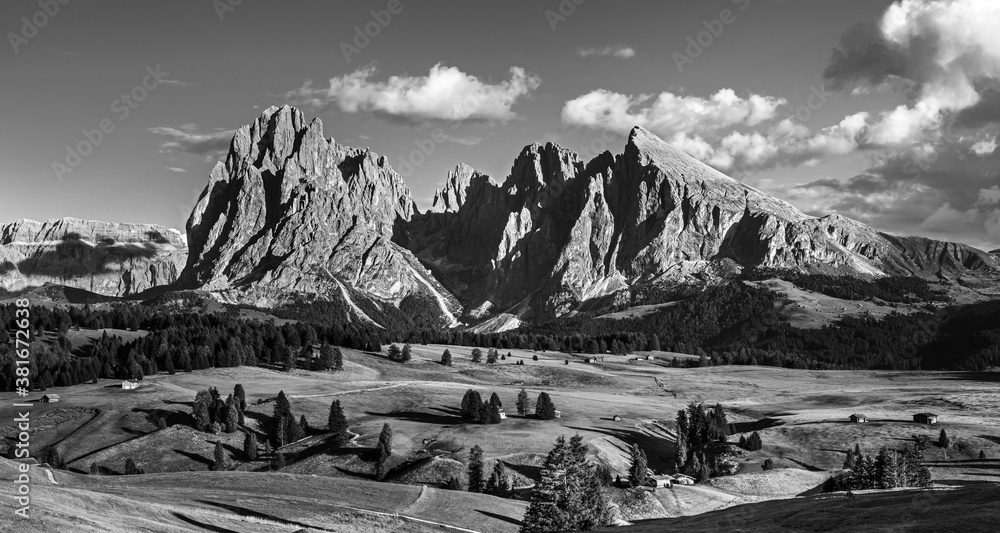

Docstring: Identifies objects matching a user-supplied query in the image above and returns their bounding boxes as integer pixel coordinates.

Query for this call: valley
[3,341,999,532]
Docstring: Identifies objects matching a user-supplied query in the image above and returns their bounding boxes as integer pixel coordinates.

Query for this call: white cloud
[147,125,235,161]
[561,88,785,139]
[284,64,540,123]
[577,45,636,59]
[971,138,997,155]
[978,185,1000,205]
[442,134,483,146]
[165,167,186,173]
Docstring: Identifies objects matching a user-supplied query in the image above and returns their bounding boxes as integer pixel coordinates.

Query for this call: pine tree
[490,392,502,409]
[487,348,498,364]
[486,460,511,496]
[461,389,484,420]
[244,432,258,461]
[441,349,453,366]
[400,344,412,363]
[471,348,483,363]
[299,414,309,435]
[192,390,211,431]
[516,388,530,415]
[124,457,140,475]
[213,441,227,471]
[519,434,612,533]
[328,400,349,445]
[468,445,485,493]
[274,452,286,470]
[224,399,239,433]
[747,431,763,451]
[627,443,648,487]
[938,428,950,449]
[387,344,402,361]
[378,423,393,457]
[234,384,247,411]
[535,392,556,420]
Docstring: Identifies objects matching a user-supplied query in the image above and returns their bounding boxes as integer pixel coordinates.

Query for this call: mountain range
[2,105,997,327]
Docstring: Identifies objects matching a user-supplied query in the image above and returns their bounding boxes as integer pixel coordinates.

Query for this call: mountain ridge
[2,107,997,328]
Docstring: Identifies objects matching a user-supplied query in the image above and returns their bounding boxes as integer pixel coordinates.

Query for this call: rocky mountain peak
[429,163,494,214]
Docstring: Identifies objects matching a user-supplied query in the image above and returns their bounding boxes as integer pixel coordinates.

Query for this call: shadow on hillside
[366,409,461,425]
[731,417,785,433]
[171,512,241,533]
[173,449,212,468]
[503,462,542,482]
[567,425,675,472]
[978,434,1000,446]
[196,500,320,530]
[132,407,189,428]
[940,372,1000,383]
[476,509,522,527]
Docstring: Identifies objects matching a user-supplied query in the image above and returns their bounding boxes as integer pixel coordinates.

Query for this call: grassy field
[2,341,999,528]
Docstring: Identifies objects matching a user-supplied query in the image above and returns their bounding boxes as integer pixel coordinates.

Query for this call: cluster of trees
[465,445,513,496]
[742,269,947,303]
[627,443,648,487]
[270,391,307,447]
[833,445,931,491]
[675,403,730,471]
[519,435,612,532]
[385,282,998,372]
[387,344,411,363]
[738,431,763,451]
[460,389,504,424]
[191,385,245,434]
[0,302,356,392]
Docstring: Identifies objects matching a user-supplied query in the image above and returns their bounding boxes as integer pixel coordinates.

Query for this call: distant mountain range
[3,106,997,327]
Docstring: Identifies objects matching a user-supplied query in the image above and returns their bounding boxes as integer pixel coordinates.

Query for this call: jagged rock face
[179,105,460,320]
[0,218,186,297]
[413,126,999,320]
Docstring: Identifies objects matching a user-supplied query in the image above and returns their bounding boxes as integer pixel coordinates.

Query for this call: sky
[1,0,998,251]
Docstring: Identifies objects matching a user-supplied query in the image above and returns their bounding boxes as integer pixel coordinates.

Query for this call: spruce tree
[468,445,485,493]
[519,434,612,533]
[213,441,227,471]
[328,400,349,445]
[627,443,648,487]
[401,344,412,363]
[489,392,502,409]
[124,457,140,475]
[441,349,453,366]
[378,423,394,457]
[244,432,258,461]
[486,460,511,496]
[535,392,556,420]
[938,429,950,449]
[516,388,530,415]
[471,348,483,363]
[387,344,402,361]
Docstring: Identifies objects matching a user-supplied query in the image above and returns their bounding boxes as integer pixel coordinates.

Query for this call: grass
[3,342,999,526]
